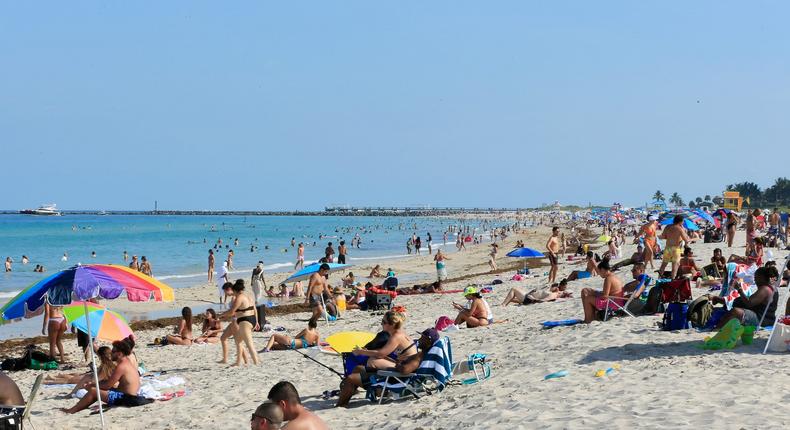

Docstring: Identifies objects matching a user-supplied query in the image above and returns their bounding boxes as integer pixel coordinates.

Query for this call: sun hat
[463,286,478,296]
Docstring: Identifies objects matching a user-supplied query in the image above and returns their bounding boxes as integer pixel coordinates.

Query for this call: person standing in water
[227,249,234,270]
[139,256,152,276]
[338,241,347,264]
[208,249,215,283]
[128,255,139,271]
[123,250,128,262]
[295,242,305,270]
[427,232,433,255]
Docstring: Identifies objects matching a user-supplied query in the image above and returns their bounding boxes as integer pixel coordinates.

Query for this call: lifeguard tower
[722,191,745,211]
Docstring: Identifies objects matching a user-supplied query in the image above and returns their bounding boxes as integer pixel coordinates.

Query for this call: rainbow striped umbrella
[64,301,133,342]
[0,264,174,324]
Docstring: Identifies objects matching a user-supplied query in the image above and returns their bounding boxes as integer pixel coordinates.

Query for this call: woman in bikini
[640,217,658,270]
[351,311,416,370]
[711,248,727,276]
[677,247,702,279]
[44,346,117,395]
[453,286,493,328]
[218,283,247,364]
[262,319,319,352]
[567,251,597,281]
[165,307,194,346]
[226,279,260,366]
[194,308,222,344]
[43,302,67,363]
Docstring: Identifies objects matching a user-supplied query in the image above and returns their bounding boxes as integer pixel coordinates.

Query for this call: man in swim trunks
[580,258,624,323]
[305,264,332,322]
[656,215,694,280]
[546,227,561,285]
[63,336,150,413]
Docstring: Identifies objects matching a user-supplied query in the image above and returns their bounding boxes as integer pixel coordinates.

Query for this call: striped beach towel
[368,337,454,400]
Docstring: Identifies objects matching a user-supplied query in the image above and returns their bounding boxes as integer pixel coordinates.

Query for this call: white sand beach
[7,226,790,429]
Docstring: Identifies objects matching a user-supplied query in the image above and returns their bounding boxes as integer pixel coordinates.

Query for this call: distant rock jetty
[3,207,528,217]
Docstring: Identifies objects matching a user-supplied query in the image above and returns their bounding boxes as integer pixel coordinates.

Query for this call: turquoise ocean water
[0,214,489,300]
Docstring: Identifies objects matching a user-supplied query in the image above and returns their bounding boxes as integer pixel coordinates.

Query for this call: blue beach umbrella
[506,247,545,258]
[285,263,351,283]
[506,247,545,272]
[692,210,716,225]
[659,217,700,231]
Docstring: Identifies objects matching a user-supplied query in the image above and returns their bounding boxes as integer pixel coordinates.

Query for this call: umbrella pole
[83,301,106,428]
[291,348,344,379]
[319,293,329,324]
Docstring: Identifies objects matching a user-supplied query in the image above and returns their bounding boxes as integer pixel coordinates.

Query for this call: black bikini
[236,306,256,326]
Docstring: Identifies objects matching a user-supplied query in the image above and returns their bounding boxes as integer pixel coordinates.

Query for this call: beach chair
[0,374,43,430]
[367,338,491,404]
[367,337,454,404]
[601,275,651,321]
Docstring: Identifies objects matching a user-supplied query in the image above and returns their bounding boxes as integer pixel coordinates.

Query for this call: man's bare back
[283,409,330,430]
[661,224,691,248]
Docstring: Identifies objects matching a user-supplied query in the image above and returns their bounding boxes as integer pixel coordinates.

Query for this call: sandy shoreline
[6,224,789,429]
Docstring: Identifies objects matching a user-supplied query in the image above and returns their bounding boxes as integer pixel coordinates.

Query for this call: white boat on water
[19,204,62,216]
[97,210,108,216]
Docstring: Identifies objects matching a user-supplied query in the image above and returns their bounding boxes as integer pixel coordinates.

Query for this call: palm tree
[704,194,711,202]
[669,193,684,208]
[653,190,665,202]
[695,197,703,204]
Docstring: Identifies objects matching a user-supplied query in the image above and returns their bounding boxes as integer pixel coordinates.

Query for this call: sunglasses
[251,413,271,423]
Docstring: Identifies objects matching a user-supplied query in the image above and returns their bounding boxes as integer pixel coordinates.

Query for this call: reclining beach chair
[367,337,491,404]
[368,336,453,404]
[601,274,651,321]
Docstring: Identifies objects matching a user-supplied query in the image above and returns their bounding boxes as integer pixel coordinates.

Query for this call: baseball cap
[418,328,440,345]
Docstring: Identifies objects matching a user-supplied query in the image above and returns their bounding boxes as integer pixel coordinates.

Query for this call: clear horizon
[2,2,788,210]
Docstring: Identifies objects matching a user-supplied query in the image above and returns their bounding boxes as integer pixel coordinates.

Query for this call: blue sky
[1,2,787,210]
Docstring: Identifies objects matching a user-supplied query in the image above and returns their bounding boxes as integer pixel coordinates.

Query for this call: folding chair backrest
[21,374,43,423]
[758,280,781,329]
[660,278,691,303]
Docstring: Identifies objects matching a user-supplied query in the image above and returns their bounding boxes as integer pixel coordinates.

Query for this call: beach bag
[687,296,713,328]
[255,304,268,330]
[662,302,689,331]
[435,316,454,332]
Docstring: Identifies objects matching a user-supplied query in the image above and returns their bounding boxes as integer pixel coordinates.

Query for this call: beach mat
[542,319,583,328]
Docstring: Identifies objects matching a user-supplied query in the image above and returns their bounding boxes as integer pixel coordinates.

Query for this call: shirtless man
[268,381,328,430]
[324,243,335,263]
[63,336,148,414]
[305,264,332,322]
[546,227,561,285]
[580,258,624,323]
[227,249,235,270]
[294,243,304,270]
[656,215,695,279]
[337,241,347,264]
[208,249,215,283]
